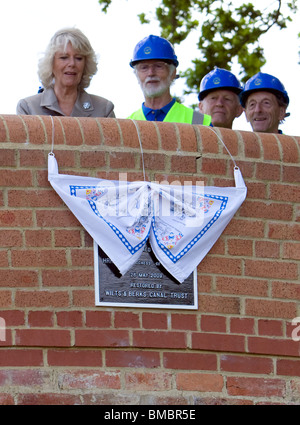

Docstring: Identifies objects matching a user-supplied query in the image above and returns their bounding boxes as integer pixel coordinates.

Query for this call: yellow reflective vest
[128,102,211,125]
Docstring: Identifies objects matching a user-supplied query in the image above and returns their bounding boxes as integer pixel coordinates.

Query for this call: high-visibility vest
[128,102,211,125]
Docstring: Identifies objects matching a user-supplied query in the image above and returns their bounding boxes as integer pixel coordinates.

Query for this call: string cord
[131,119,146,181]
[50,116,238,173]
[204,126,238,169]
[49,116,55,155]
[132,119,238,174]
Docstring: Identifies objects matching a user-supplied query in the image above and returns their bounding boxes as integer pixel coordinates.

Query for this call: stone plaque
[94,240,198,309]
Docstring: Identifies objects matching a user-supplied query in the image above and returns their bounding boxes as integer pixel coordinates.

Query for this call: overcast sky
[1,0,299,135]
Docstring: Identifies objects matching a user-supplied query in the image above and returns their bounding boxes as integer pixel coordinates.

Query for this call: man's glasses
[135,62,170,73]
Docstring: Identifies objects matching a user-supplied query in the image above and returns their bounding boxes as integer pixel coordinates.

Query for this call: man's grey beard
[138,76,172,98]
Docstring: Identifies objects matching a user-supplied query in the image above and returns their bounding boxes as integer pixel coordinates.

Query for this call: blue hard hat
[130,35,179,68]
[198,67,243,100]
[240,72,289,107]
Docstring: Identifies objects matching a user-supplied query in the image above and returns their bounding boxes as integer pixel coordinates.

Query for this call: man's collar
[142,98,176,121]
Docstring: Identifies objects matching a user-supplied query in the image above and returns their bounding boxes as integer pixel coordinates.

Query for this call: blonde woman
[17,28,115,117]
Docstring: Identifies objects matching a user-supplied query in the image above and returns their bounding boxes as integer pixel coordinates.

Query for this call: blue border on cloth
[70,185,228,262]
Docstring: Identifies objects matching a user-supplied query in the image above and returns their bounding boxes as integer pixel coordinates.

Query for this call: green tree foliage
[99,0,298,96]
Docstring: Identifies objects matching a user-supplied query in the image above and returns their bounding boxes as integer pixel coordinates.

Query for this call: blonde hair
[38,27,98,90]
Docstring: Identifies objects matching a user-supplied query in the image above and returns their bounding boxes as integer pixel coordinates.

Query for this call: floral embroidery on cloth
[48,154,247,282]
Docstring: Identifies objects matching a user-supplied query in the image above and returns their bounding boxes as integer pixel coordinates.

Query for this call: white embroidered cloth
[48,154,247,282]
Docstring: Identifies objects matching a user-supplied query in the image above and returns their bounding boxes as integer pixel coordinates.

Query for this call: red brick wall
[0,114,299,405]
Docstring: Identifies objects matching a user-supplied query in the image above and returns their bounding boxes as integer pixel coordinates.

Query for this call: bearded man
[128,35,211,125]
